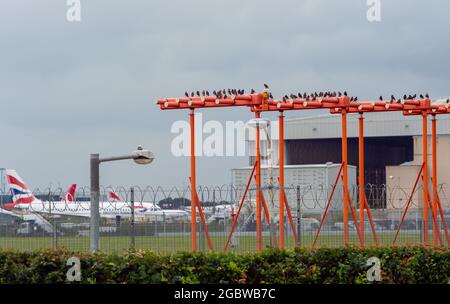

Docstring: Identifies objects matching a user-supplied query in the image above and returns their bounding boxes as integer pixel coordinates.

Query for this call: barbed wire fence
[1,183,449,253]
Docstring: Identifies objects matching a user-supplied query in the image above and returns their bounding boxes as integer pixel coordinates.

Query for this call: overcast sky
[1,0,449,190]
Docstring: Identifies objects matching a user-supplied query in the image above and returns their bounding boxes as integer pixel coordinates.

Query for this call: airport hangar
[232,111,450,214]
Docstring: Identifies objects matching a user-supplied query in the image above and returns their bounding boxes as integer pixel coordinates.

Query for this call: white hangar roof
[246,111,450,141]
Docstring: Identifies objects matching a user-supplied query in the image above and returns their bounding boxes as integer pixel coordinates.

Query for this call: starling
[264,83,269,89]
[269,93,273,99]
[196,91,200,97]
[191,92,195,97]
[206,91,210,96]
[343,91,348,96]
[350,97,354,102]
[251,89,255,94]
[425,93,430,98]
[338,92,342,97]
[354,97,358,102]
[185,92,189,98]
[403,94,407,100]
[379,96,383,101]
[420,94,424,99]
[303,93,307,98]
[412,94,417,99]
[447,98,450,104]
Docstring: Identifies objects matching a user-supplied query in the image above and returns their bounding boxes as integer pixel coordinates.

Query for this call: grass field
[0,232,422,253]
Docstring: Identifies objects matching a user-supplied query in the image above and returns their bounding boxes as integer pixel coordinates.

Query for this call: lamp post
[247,118,277,247]
[90,146,154,252]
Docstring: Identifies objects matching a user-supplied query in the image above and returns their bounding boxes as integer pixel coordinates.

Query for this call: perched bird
[303,93,307,98]
[420,94,424,99]
[196,91,200,97]
[403,94,407,100]
[269,93,273,99]
[338,92,342,97]
[264,83,269,89]
[206,91,210,96]
[251,89,256,94]
[191,92,195,97]
[425,93,430,98]
[446,98,450,104]
[379,96,383,101]
[412,94,417,99]
[343,91,348,96]
[350,97,354,102]
[354,97,358,102]
[185,92,189,98]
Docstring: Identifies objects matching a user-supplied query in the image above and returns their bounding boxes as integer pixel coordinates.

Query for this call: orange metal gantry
[156,90,450,250]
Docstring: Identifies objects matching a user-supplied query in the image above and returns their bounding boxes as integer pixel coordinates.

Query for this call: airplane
[3,169,189,221]
[107,191,189,220]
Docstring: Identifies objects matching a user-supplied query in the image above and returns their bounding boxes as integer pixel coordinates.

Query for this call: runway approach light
[246,118,271,129]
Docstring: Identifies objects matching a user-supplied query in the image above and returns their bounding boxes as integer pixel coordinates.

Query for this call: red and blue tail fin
[5,169,37,206]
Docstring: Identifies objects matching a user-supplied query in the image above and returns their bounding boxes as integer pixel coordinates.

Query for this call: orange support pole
[425,191,443,247]
[345,187,364,246]
[278,111,285,248]
[260,191,272,225]
[255,111,262,252]
[282,191,299,244]
[189,110,197,252]
[422,112,429,246]
[435,195,450,246]
[431,115,440,247]
[393,164,424,245]
[191,188,214,251]
[312,163,344,248]
[358,113,365,247]
[364,195,379,246]
[224,161,257,252]
[341,109,349,245]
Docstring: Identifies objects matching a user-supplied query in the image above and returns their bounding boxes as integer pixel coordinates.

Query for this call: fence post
[130,187,135,250]
[296,185,301,247]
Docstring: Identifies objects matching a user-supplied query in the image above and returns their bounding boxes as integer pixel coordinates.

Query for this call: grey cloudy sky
[1,0,449,190]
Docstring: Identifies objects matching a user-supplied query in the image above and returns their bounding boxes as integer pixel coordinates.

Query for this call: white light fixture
[246,118,271,129]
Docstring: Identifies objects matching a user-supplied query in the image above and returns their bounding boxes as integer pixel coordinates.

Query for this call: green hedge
[1,247,450,284]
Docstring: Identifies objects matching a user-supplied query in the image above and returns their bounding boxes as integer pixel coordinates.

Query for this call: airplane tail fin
[108,191,122,202]
[5,169,38,206]
[65,184,77,202]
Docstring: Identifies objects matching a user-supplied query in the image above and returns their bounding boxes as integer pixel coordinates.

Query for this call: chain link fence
[1,183,450,253]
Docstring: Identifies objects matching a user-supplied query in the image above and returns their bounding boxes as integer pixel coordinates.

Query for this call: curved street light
[90,146,155,252]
